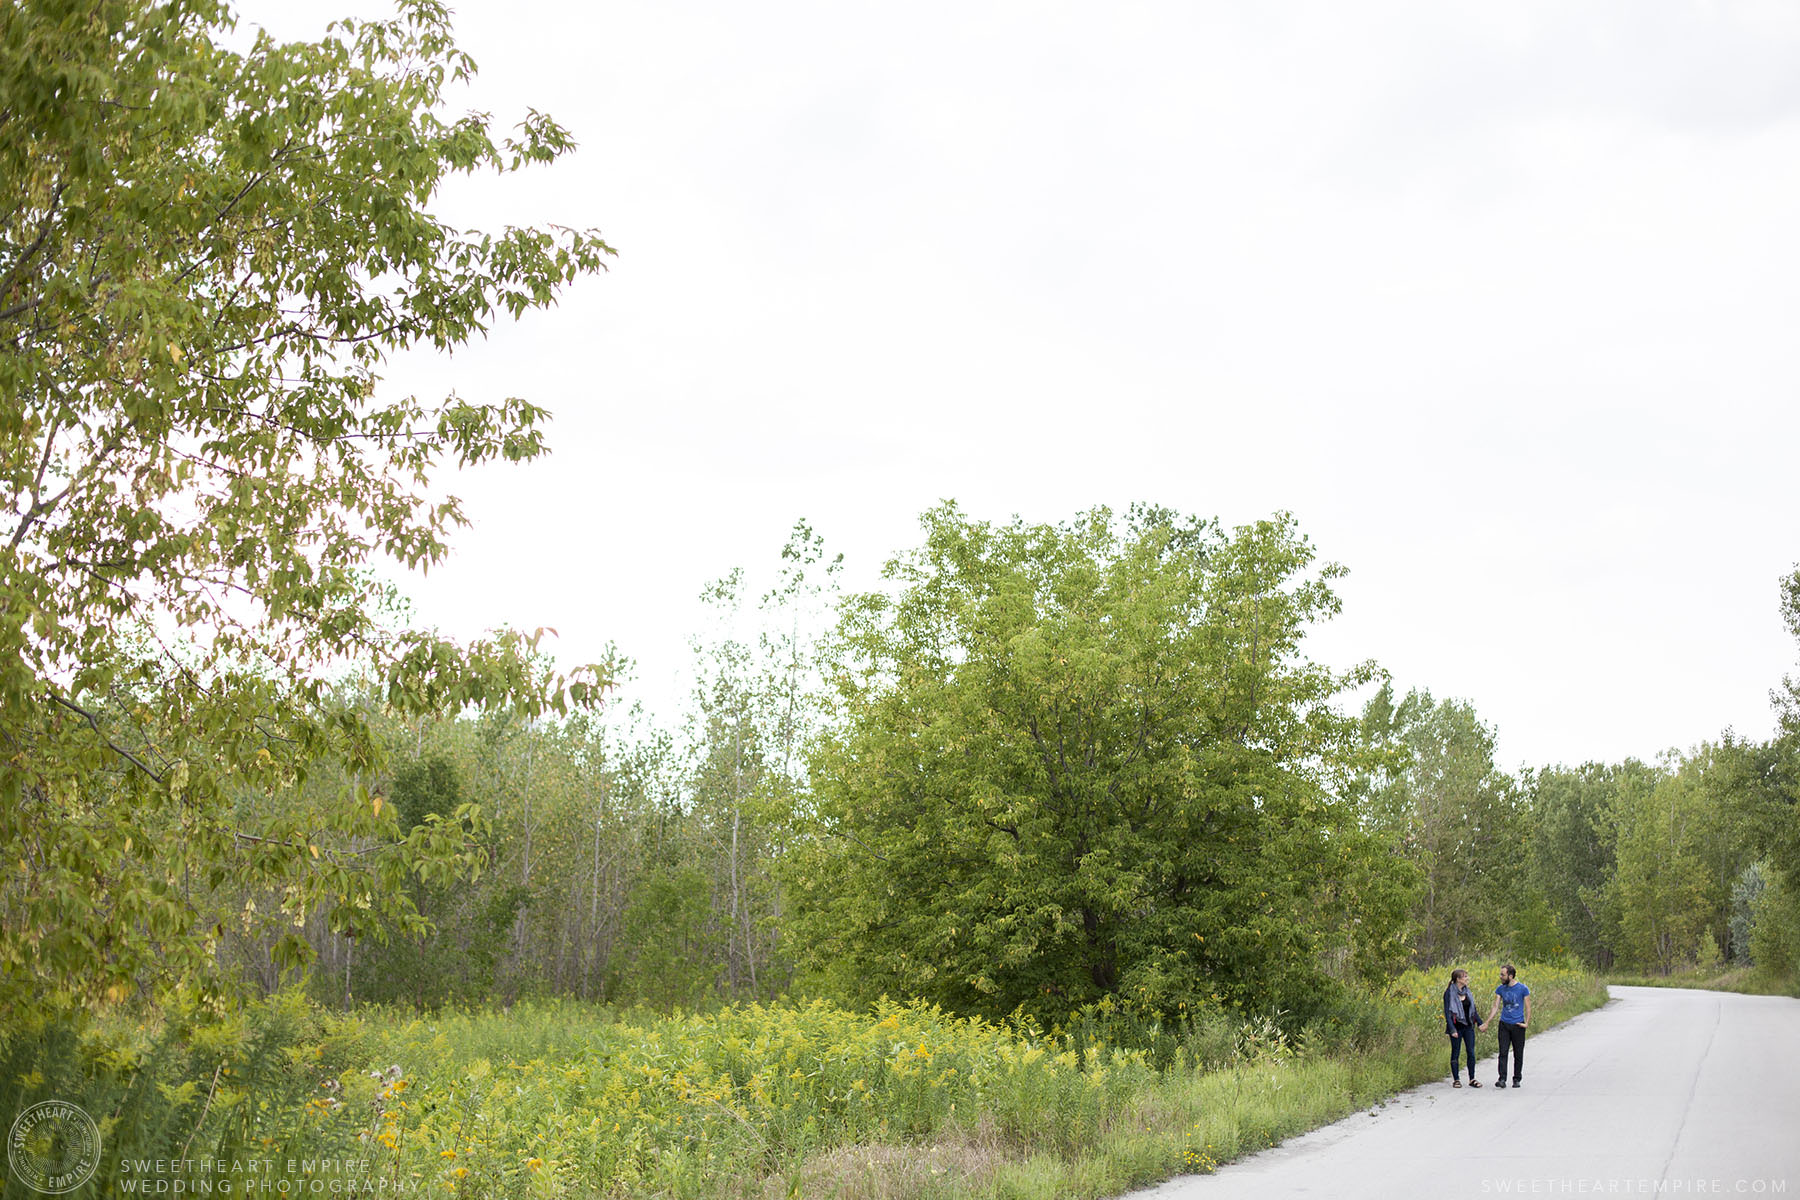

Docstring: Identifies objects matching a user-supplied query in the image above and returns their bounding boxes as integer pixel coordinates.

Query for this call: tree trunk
[586,776,605,1000]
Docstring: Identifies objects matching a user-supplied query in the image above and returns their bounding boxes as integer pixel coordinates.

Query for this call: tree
[1748,863,1800,980]
[1359,687,1527,964]
[1731,862,1766,966]
[0,0,612,1013]
[1525,761,1649,968]
[1607,765,1713,974]
[683,523,840,1001]
[1717,565,1800,984]
[1778,565,1800,735]
[344,750,525,1007]
[789,504,1408,1024]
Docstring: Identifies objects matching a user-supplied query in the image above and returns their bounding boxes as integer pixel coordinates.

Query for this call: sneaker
[1512,1081,1522,1089]
[1495,1080,1507,1089]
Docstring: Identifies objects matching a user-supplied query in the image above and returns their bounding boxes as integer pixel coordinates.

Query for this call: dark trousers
[1497,1021,1526,1082]
[1449,1024,1477,1079]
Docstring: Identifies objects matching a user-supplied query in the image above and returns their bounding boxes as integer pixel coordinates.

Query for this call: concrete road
[1125,987,1800,1200]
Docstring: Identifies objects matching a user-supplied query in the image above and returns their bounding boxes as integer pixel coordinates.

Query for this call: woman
[1442,968,1484,1087]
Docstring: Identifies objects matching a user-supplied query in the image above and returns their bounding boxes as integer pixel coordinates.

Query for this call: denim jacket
[1443,982,1483,1035]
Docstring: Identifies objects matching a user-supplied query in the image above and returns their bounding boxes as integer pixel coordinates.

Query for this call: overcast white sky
[242,0,1800,771]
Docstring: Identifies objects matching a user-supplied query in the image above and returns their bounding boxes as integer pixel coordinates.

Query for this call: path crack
[1658,994,1722,1183]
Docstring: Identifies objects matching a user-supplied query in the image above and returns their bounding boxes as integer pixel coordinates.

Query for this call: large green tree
[789,504,1411,1023]
[1606,764,1716,973]
[1525,761,1648,968]
[0,0,611,1012]
[1359,686,1528,964]
[1717,565,1800,982]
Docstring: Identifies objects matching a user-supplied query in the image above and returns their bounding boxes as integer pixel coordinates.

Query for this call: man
[1479,963,1532,1089]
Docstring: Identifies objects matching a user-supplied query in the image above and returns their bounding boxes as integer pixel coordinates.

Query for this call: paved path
[1124,986,1800,1199]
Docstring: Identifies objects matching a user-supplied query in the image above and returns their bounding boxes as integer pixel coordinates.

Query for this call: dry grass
[763,1126,1014,1200]
[1604,966,1800,997]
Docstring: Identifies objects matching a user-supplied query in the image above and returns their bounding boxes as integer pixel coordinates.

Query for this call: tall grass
[1602,965,1800,997]
[3,960,1605,1200]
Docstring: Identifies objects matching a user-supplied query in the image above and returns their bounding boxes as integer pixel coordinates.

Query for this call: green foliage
[1518,744,1765,979]
[1359,686,1526,964]
[1607,764,1716,973]
[343,750,522,1007]
[1737,564,1800,988]
[297,663,810,1011]
[1721,734,1800,893]
[0,0,613,1013]
[1505,890,1567,965]
[351,881,528,1009]
[1697,928,1724,972]
[1731,862,1766,965]
[0,991,372,1197]
[791,504,1409,1024]
[11,963,1603,1200]
[617,865,720,1009]
[1778,564,1800,736]
[392,754,464,832]
[676,525,841,1003]
[1526,761,1644,967]
[1749,863,1800,981]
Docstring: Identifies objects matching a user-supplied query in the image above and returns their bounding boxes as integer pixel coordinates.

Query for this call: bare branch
[46,691,166,783]
[0,182,66,302]
[0,295,46,323]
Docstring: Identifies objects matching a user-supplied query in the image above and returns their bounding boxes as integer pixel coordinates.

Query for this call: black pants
[1449,1024,1477,1079]
[1497,1021,1525,1082]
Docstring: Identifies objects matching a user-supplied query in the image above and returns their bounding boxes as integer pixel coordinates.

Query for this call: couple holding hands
[1443,963,1533,1089]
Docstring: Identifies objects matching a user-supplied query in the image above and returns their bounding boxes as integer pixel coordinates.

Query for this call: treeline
[1361,688,1800,979]
[221,507,1800,1018]
[233,524,839,1010]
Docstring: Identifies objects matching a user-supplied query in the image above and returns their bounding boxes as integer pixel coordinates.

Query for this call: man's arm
[1479,990,1501,1032]
[1523,993,1532,1027]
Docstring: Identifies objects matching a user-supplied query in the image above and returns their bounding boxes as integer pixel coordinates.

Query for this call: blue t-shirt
[1495,981,1530,1024]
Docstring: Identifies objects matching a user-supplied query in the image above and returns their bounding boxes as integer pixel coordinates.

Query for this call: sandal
[1453,1080,1463,1088]
[1468,1080,1482,1088]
